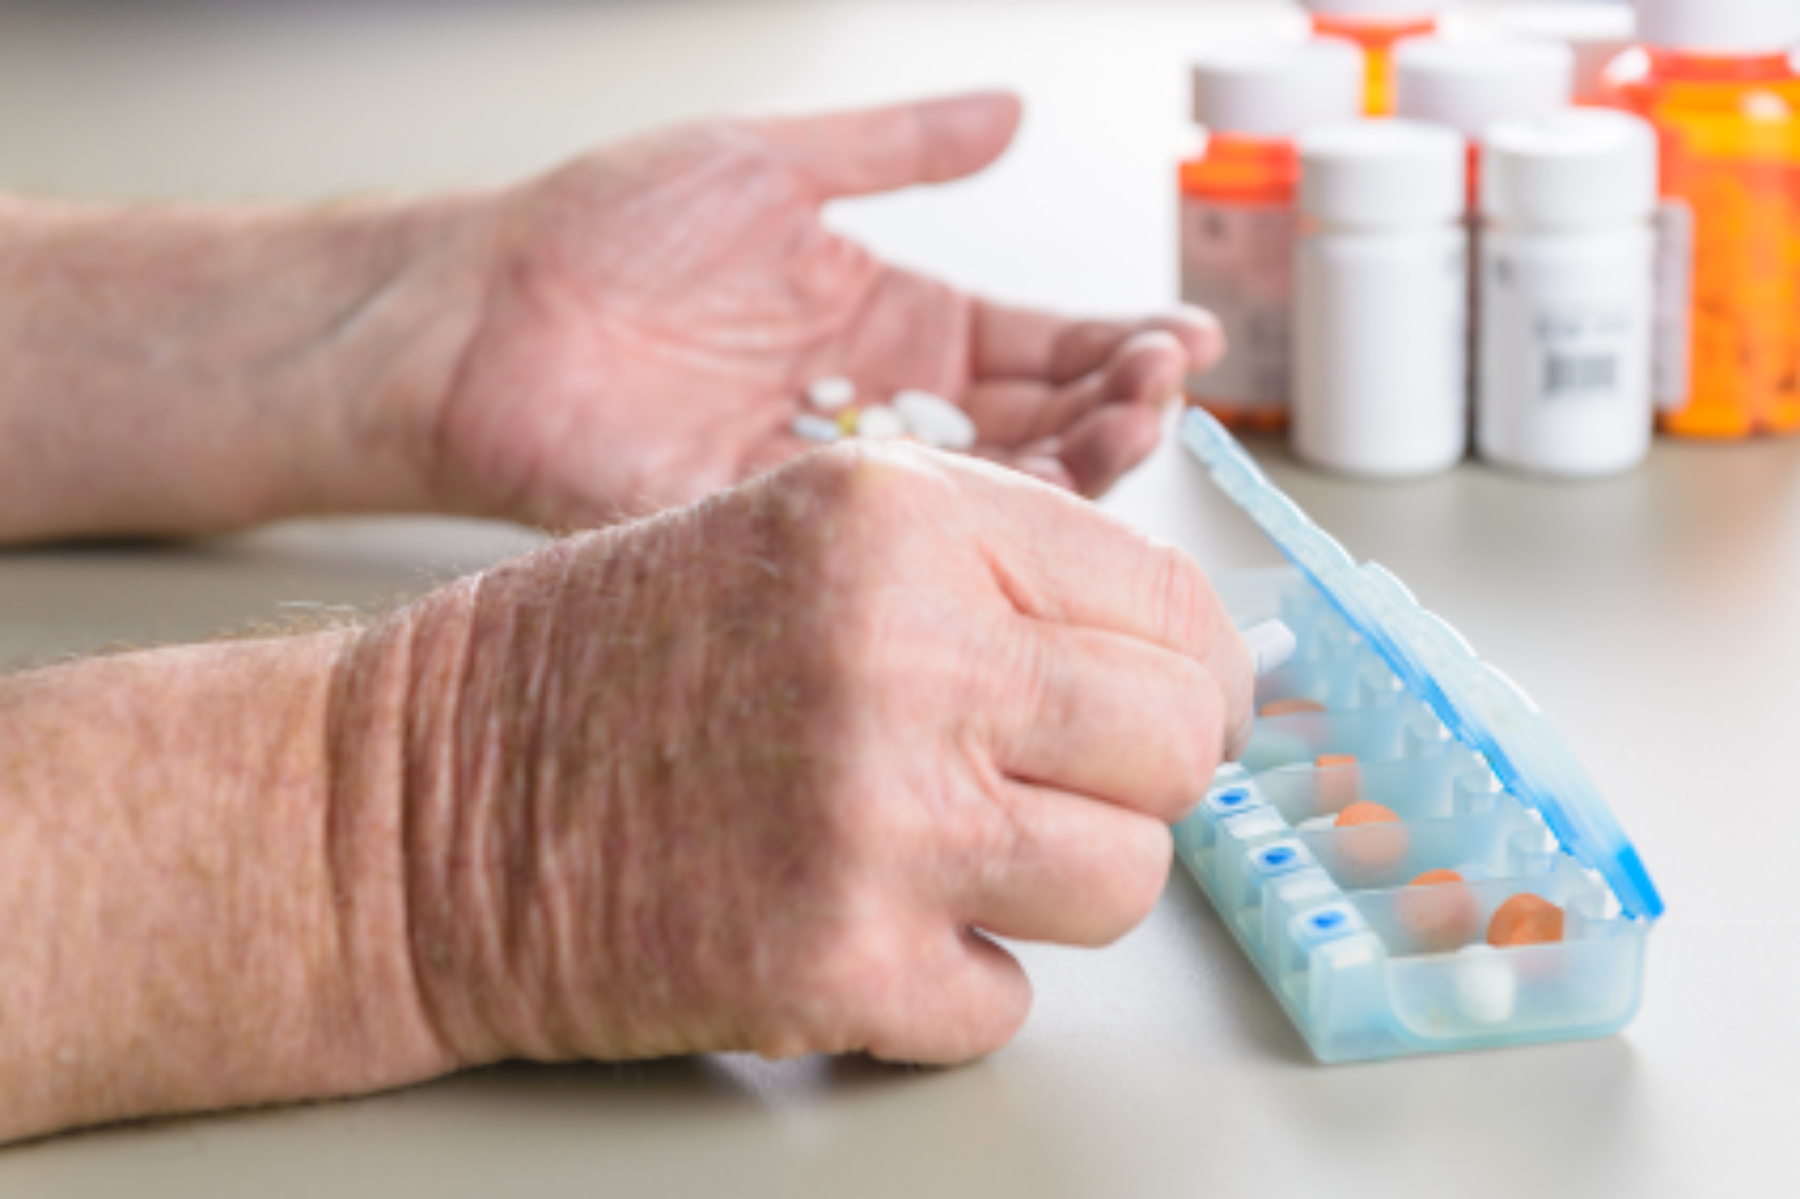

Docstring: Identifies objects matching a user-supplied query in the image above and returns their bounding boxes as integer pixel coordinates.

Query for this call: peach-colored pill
[1486,894,1565,948]
[1315,754,1362,809]
[1396,869,1480,953]
[1262,697,1327,718]
[1335,801,1398,827]
[1330,801,1407,883]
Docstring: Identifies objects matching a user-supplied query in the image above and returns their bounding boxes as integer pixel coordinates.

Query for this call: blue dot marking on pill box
[1311,911,1345,932]
[1263,847,1296,868]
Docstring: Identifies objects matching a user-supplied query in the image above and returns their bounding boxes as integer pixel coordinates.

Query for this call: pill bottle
[1602,0,1800,437]
[1294,120,1469,477]
[1463,2,1637,105]
[1394,36,1576,204]
[1300,0,1448,115]
[1393,36,1574,408]
[1180,39,1363,432]
[1477,110,1659,477]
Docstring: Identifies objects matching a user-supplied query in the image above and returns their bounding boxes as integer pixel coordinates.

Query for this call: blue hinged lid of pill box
[1181,409,1664,923]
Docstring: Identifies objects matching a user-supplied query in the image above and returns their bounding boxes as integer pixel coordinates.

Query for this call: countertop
[1,4,1794,1196]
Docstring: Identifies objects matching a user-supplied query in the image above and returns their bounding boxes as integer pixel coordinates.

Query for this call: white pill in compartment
[1453,944,1518,1025]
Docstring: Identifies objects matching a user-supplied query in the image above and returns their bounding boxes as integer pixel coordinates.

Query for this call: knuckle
[795,437,940,504]
[1144,542,1218,656]
[869,946,1032,1066]
[960,977,1032,1061]
[1166,657,1227,809]
[1099,819,1174,939]
[998,624,1064,757]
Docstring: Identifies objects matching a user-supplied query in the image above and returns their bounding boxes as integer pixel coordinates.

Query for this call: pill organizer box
[1175,410,1663,1063]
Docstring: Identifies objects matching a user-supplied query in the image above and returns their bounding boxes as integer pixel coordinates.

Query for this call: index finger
[949,456,1256,755]
[973,301,1224,385]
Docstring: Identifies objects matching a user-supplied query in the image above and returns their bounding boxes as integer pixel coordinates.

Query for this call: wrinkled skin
[378,444,1254,1065]
[430,92,1222,526]
[0,91,1249,1143]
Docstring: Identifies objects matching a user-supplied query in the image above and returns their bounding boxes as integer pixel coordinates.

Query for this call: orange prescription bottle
[1300,0,1447,115]
[1603,0,1800,437]
[1180,39,1363,431]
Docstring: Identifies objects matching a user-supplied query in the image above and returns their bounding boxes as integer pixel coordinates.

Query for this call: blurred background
[0,1,1620,319]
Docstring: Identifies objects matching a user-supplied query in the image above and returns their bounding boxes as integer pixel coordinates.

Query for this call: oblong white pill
[791,414,843,444]
[1296,815,1339,833]
[892,389,977,452]
[1242,619,1298,678]
[856,405,907,440]
[806,376,857,411]
[1453,945,1518,1025]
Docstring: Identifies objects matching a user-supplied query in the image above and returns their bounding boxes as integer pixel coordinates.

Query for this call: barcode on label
[1543,353,1617,398]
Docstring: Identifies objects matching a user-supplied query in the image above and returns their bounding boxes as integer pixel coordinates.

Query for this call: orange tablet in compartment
[1335,801,1396,827]
[1396,868,1480,953]
[1332,800,1407,879]
[1262,698,1328,718]
[1315,753,1361,808]
[1487,893,1565,947]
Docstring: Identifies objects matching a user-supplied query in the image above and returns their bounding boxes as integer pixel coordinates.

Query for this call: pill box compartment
[1173,412,1659,1063]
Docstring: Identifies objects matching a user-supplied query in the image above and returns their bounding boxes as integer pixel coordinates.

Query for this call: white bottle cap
[1299,119,1466,228]
[1481,109,1658,230]
[1393,36,1575,138]
[1191,38,1364,138]
[1635,0,1800,55]
[1480,5,1637,103]
[1299,0,1446,18]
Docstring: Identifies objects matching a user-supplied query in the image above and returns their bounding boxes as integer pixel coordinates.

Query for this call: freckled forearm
[0,191,494,545]
[0,631,450,1144]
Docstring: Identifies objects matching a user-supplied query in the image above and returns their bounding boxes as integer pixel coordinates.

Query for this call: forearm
[0,192,493,544]
[0,629,450,1143]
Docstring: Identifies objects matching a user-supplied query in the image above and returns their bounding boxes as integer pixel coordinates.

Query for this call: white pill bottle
[1476,109,1657,478]
[1293,119,1469,477]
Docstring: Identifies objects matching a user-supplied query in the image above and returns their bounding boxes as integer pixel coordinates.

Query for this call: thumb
[754,91,1023,200]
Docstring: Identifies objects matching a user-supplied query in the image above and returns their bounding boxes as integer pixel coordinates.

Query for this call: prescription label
[1180,197,1294,409]
[1531,306,1637,405]
[1652,198,1694,412]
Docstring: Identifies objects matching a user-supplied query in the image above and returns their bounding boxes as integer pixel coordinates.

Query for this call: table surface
[2,4,1795,1196]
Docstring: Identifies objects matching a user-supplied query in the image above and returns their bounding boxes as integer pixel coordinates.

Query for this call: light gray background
[0,4,1793,1196]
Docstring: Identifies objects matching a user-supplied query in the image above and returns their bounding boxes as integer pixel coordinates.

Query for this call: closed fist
[382,443,1253,1067]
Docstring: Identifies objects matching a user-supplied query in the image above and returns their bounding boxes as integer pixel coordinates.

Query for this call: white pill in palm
[1297,815,1338,833]
[855,405,907,440]
[806,376,857,411]
[1453,944,1518,1024]
[791,414,843,444]
[892,389,977,452]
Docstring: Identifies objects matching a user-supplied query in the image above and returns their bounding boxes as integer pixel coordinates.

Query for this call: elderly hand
[0,92,1216,546]
[372,443,1251,1065]
[427,93,1221,527]
[0,441,1250,1143]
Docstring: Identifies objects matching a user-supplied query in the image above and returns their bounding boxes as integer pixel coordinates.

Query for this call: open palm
[432,93,1220,527]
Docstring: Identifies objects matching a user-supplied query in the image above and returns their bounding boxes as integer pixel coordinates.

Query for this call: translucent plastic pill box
[1175,410,1663,1063]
